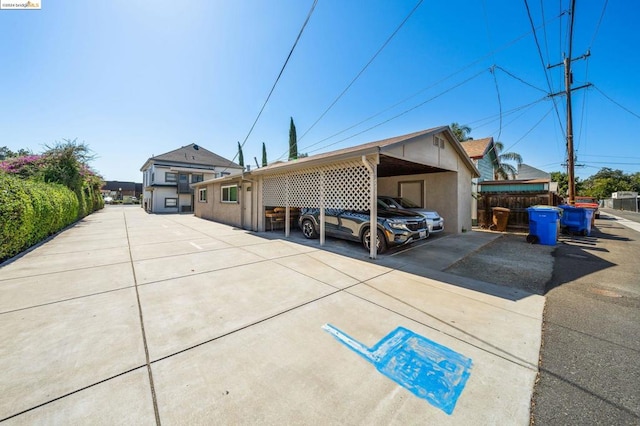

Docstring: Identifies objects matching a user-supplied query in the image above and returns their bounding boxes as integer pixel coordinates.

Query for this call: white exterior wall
[141,163,219,213]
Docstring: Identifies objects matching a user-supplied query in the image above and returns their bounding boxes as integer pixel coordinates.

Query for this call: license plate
[419,230,427,239]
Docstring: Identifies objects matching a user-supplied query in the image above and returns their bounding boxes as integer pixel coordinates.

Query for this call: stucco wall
[194,181,242,227]
[382,132,461,172]
[378,171,462,233]
[456,160,473,232]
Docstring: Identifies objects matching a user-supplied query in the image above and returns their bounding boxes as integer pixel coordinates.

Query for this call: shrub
[0,174,79,262]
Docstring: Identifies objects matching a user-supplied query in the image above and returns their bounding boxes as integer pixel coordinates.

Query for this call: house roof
[250,126,480,178]
[517,163,550,180]
[460,137,494,159]
[140,144,241,171]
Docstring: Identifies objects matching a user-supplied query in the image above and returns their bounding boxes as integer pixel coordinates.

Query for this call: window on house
[192,174,204,183]
[221,185,238,203]
[165,172,178,182]
[165,198,178,208]
[198,188,207,202]
[151,172,155,183]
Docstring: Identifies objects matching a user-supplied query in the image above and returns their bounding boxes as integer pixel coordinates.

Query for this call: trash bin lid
[492,207,510,212]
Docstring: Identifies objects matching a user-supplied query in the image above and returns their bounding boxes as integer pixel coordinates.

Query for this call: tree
[550,171,582,197]
[288,117,298,160]
[0,146,31,160]
[581,168,633,199]
[261,142,267,167]
[493,141,523,180]
[237,141,244,167]
[450,122,473,142]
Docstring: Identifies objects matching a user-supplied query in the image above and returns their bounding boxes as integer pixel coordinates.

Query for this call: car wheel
[362,228,387,254]
[301,219,318,239]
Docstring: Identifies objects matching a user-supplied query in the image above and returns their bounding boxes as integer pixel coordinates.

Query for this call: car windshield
[377,199,392,209]
[393,197,421,208]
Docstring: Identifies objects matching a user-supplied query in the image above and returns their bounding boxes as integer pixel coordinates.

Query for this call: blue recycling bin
[527,207,560,245]
[558,205,593,236]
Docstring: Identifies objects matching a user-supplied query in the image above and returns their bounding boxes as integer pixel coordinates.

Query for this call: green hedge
[0,174,80,262]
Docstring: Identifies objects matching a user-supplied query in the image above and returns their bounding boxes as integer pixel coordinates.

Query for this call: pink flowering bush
[0,139,104,262]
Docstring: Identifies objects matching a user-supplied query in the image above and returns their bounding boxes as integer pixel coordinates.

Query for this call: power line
[297,0,423,143]
[502,105,554,153]
[490,66,503,142]
[233,0,318,165]
[493,65,547,93]
[580,154,640,160]
[304,68,489,155]
[523,0,565,138]
[468,97,547,128]
[581,161,640,166]
[593,85,640,119]
[588,0,609,50]
[286,14,564,161]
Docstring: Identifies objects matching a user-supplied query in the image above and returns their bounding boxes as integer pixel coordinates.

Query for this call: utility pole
[548,0,591,205]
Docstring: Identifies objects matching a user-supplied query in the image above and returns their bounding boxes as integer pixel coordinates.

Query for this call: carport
[251,126,480,259]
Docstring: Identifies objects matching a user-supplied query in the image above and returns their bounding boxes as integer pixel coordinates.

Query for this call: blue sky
[1,0,638,183]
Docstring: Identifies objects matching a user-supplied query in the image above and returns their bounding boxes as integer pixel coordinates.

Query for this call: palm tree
[493,141,523,180]
[450,122,473,142]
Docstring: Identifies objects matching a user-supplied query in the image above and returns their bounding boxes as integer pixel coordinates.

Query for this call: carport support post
[362,155,378,259]
[285,176,290,237]
[320,171,325,246]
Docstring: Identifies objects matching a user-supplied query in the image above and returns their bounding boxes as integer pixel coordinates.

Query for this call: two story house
[140,144,243,213]
[461,137,499,225]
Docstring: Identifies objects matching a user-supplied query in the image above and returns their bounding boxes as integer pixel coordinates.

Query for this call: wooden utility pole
[549,0,590,204]
[565,56,576,205]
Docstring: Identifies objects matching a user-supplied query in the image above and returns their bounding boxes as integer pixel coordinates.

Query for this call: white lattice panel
[262,161,372,210]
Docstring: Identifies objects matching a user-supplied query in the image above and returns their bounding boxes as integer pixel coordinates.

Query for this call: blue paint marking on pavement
[323,324,473,415]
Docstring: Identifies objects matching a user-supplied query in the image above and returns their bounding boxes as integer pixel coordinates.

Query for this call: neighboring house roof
[102,181,142,192]
[517,163,551,180]
[140,144,241,171]
[249,126,480,178]
[460,137,494,159]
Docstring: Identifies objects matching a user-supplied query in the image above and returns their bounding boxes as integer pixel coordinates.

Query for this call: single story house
[140,144,243,213]
[101,181,142,200]
[192,126,480,258]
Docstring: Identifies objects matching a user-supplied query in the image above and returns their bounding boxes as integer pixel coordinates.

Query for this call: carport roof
[250,126,479,178]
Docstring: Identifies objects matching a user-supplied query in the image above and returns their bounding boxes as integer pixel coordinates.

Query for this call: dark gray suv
[298,199,428,253]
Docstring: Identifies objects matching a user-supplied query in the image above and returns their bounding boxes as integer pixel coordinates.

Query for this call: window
[221,185,238,203]
[165,198,178,208]
[198,188,207,202]
[165,172,177,182]
[192,174,204,183]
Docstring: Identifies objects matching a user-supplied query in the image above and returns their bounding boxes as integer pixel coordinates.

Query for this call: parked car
[377,196,444,233]
[103,196,113,204]
[298,199,428,253]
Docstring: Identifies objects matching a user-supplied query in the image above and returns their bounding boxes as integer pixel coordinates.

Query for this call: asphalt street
[531,210,640,425]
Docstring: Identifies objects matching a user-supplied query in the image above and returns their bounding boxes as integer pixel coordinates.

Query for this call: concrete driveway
[1,206,544,425]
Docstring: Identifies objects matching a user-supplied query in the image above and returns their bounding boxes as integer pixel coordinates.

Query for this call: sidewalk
[0,206,545,425]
